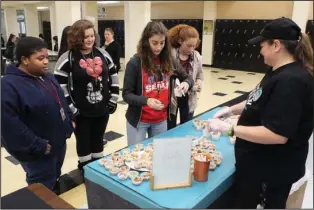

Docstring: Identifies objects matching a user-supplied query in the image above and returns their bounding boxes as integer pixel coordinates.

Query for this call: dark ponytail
[270,33,314,76]
[295,32,313,76]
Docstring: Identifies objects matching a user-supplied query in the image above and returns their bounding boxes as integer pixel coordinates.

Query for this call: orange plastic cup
[193,154,212,182]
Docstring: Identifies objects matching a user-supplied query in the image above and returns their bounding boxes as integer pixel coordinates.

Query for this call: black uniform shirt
[235,62,313,184]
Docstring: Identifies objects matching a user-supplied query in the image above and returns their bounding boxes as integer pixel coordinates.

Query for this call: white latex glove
[213,106,233,119]
[207,119,232,136]
[180,81,189,94]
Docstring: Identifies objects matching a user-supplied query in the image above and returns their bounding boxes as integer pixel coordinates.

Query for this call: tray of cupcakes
[98,158,151,186]
[189,136,223,172]
[98,136,224,185]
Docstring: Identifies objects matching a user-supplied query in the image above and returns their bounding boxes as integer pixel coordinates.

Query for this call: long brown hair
[67,20,98,50]
[295,33,313,76]
[168,24,200,48]
[137,21,172,75]
[268,33,313,76]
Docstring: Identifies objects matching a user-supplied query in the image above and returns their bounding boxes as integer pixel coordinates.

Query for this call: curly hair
[168,24,200,48]
[67,20,97,50]
[137,21,172,75]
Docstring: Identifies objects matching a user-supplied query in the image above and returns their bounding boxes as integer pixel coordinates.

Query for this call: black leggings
[74,114,109,163]
[168,96,194,130]
[233,177,292,209]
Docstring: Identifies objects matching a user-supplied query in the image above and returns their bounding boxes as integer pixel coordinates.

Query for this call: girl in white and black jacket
[54,20,119,170]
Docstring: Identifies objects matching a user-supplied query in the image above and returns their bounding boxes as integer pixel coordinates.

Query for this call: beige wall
[99,2,204,20]
[151,2,204,19]
[309,1,313,20]
[101,1,297,20]
[217,1,294,19]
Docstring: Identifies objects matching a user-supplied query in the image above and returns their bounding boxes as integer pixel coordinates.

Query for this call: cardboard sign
[150,137,193,190]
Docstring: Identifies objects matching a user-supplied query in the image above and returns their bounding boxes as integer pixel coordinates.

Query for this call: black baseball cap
[248,17,301,45]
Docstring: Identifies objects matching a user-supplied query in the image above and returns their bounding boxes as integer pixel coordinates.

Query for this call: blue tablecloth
[85,107,236,208]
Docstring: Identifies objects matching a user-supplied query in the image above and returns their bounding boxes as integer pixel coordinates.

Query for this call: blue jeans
[20,144,66,190]
[126,120,167,146]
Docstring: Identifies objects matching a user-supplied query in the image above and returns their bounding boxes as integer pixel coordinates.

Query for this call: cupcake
[132,176,143,185]
[128,171,139,179]
[117,172,128,181]
[122,148,131,156]
[125,156,132,163]
[120,165,130,172]
[131,151,139,158]
[109,167,120,175]
[201,142,210,149]
[214,151,222,158]
[111,152,121,161]
[113,157,124,167]
[123,154,131,161]
[132,148,139,153]
[199,138,208,144]
[201,148,211,154]
[209,144,216,150]
[131,155,138,162]
[193,119,203,130]
[98,158,107,166]
[192,140,200,147]
[144,147,153,154]
[215,157,222,165]
[200,120,208,128]
[140,172,151,180]
[135,144,144,151]
[209,161,217,170]
[147,143,153,149]
[211,132,221,141]
[104,162,114,170]
[141,152,149,160]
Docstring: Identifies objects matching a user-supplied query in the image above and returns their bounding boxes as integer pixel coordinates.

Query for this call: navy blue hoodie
[1,64,74,162]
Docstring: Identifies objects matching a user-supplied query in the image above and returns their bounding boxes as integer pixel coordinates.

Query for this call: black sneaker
[78,161,84,170]
[52,180,61,195]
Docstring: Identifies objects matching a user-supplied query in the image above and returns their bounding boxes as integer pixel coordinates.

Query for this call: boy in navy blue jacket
[1,37,74,190]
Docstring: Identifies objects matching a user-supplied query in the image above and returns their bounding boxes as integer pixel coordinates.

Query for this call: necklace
[154,65,163,97]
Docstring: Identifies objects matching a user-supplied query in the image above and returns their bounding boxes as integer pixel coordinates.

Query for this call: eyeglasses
[182,42,196,49]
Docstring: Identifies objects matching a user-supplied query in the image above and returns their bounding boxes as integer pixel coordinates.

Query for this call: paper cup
[229,136,236,144]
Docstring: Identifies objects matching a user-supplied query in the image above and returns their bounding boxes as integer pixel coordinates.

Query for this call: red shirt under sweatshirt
[140,58,169,123]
